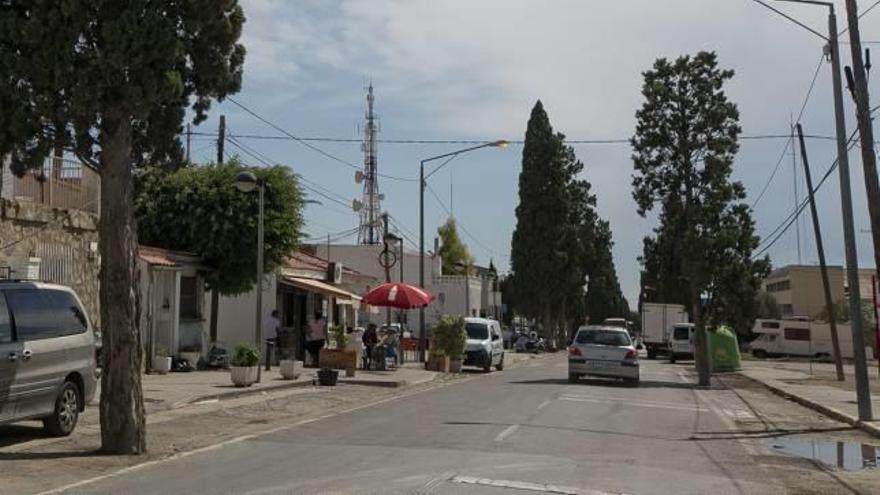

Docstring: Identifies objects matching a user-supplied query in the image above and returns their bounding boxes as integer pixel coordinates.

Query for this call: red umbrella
[362,282,436,309]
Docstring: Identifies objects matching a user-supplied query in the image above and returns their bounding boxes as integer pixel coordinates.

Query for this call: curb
[738,372,880,439]
[169,378,314,408]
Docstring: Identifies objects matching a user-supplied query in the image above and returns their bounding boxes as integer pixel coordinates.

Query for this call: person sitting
[380,327,399,369]
[362,323,378,369]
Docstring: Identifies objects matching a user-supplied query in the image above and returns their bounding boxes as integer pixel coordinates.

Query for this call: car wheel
[669,353,676,364]
[628,377,640,387]
[568,373,579,384]
[752,349,768,359]
[647,349,656,360]
[496,354,504,371]
[43,381,80,437]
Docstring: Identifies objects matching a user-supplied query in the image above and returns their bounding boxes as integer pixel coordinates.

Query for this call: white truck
[750,318,874,360]
[641,303,689,360]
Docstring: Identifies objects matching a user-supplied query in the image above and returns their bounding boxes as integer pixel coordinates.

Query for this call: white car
[568,326,639,386]
[462,317,505,372]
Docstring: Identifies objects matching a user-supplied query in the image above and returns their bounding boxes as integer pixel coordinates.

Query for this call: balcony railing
[1,156,100,214]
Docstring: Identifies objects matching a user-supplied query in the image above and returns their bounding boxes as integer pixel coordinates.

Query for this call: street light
[234,171,266,383]
[762,0,873,422]
[419,140,508,362]
[454,260,471,318]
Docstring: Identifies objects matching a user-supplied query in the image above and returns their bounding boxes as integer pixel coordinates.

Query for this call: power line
[425,183,508,261]
[840,0,880,36]
[750,0,828,40]
[226,97,415,182]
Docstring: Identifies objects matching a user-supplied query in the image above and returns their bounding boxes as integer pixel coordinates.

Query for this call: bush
[231,343,260,367]
[432,315,466,359]
[330,325,350,349]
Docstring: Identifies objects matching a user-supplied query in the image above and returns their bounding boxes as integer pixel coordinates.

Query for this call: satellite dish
[352,199,363,212]
[378,193,385,201]
[355,171,364,184]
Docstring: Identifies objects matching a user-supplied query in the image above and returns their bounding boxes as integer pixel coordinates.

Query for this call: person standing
[362,323,378,369]
[263,309,280,365]
[306,312,326,367]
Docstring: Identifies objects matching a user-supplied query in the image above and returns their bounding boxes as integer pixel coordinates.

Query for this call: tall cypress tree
[510,101,571,346]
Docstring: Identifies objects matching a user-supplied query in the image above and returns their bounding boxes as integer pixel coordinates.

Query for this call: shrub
[330,325,350,349]
[433,315,466,359]
[231,343,260,367]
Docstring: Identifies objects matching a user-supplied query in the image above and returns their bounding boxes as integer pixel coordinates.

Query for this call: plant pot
[319,348,358,370]
[279,360,302,380]
[230,366,259,387]
[153,356,172,374]
[317,368,339,386]
[179,351,201,367]
[448,359,462,373]
[425,355,450,372]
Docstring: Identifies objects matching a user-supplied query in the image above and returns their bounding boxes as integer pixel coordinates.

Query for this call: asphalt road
[54,355,874,494]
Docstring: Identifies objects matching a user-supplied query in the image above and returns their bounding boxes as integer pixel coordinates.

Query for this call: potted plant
[429,315,466,373]
[319,325,357,371]
[317,367,339,386]
[179,344,201,368]
[279,359,303,380]
[230,343,260,387]
[153,347,172,374]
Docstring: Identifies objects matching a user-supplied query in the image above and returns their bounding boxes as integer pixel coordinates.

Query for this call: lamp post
[382,231,402,362]
[766,0,872,422]
[234,171,265,383]
[418,140,508,362]
[454,260,471,318]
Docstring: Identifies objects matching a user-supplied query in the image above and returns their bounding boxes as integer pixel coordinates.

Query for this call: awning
[281,276,362,302]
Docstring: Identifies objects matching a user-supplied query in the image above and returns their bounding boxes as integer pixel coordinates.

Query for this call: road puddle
[767,437,880,471]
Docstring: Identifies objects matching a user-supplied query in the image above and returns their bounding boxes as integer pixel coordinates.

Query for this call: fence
[1,156,100,214]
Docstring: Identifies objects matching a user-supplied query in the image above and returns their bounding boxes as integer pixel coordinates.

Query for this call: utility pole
[796,123,845,381]
[842,0,875,421]
[217,115,225,165]
[791,116,802,264]
[185,123,191,163]
[382,213,392,329]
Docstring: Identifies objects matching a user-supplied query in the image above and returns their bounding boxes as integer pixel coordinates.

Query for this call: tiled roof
[285,251,365,276]
[138,245,200,267]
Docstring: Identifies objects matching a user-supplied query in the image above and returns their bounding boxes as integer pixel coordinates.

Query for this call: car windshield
[576,329,631,347]
[673,327,690,340]
[465,323,489,340]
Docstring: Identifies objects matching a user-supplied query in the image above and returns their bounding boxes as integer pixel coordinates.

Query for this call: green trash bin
[708,325,741,372]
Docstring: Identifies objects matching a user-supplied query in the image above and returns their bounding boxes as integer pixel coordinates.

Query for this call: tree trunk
[691,284,710,387]
[209,288,219,343]
[99,109,146,455]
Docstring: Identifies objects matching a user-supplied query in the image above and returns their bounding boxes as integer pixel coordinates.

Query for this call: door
[4,289,67,419]
[0,292,21,422]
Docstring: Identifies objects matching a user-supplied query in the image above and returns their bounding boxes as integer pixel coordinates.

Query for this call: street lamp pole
[418,140,508,362]
[235,171,265,383]
[769,0,873,420]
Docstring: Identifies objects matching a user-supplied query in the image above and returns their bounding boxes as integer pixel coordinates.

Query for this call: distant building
[762,264,875,318]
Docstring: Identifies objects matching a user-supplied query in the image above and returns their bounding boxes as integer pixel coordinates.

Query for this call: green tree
[632,52,766,377]
[755,290,782,320]
[438,217,474,275]
[584,220,629,324]
[0,1,245,453]
[135,159,304,341]
[510,101,572,347]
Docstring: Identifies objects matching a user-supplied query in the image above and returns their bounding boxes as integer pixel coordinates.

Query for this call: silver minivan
[0,281,98,436]
[463,317,505,372]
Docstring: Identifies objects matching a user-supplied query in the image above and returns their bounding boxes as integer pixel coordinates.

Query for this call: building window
[180,276,201,320]
[761,321,780,329]
[766,280,791,293]
[784,327,810,341]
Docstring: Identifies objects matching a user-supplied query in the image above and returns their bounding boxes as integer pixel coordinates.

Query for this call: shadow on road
[0,423,55,449]
[0,449,105,461]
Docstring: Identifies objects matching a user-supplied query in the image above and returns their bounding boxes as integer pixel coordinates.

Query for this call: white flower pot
[279,360,302,380]
[153,356,172,374]
[230,366,258,387]
[180,352,201,366]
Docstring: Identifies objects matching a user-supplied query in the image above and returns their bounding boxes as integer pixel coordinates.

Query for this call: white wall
[215,275,278,349]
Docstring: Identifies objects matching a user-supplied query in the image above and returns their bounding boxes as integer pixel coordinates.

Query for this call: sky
[190,0,880,307]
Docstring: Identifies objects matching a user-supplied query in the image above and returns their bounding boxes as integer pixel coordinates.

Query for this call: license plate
[586,361,615,368]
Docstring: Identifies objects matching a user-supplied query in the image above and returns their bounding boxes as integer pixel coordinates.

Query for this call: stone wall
[0,199,100,323]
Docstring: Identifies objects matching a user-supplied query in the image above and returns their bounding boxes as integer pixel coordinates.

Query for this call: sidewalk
[95,365,439,413]
[739,360,880,438]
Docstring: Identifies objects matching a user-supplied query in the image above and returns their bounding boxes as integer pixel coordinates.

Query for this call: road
[53,355,879,495]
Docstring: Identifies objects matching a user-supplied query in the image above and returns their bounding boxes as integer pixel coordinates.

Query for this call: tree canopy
[438,217,474,275]
[135,158,304,295]
[0,0,245,454]
[632,52,767,340]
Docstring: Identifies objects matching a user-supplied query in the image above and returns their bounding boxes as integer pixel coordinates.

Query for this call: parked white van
[668,323,695,363]
[750,318,871,360]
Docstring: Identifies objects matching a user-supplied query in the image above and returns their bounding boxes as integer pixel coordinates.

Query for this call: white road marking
[559,395,709,413]
[537,399,552,410]
[560,393,709,410]
[494,424,520,442]
[450,475,624,495]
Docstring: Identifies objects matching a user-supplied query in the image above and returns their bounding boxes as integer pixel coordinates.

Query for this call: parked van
[668,323,695,363]
[750,318,867,360]
[463,317,505,372]
[0,281,98,436]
